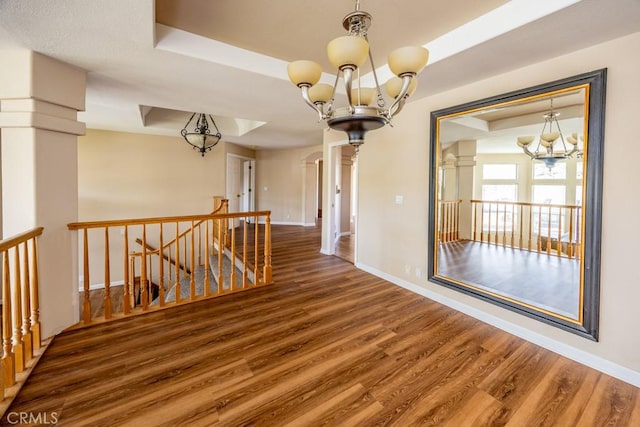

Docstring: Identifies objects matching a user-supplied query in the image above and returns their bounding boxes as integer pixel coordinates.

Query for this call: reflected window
[482,185,517,202]
[576,185,583,205]
[532,184,566,204]
[532,185,567,237]
[483,164,517,180]
[481,185,517,232]
[576,162,583,179]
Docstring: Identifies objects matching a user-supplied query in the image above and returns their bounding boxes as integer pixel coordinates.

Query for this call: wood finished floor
[438,240,580,318]
[334,232,354,264]
[5,225,640,426]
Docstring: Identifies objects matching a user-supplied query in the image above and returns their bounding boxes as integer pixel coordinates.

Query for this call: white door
[242,160,256,221]
[226,156,243,228]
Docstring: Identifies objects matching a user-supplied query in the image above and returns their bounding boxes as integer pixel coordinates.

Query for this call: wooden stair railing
[133,239,191,275]
[131,197,229,277]
[469,199,582,259]
[0,227,45,405]
[126,198,228,308]
[67,209,272,326]
[438,200,462,243]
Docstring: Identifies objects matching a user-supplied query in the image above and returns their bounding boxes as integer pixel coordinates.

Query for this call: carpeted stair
[152,247,253,304]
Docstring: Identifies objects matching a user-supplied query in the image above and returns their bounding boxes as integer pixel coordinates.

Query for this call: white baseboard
[356,261,640,388]
[263,220,305,226]
[79,280,125,292]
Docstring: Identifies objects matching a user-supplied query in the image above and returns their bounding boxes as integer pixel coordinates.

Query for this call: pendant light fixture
[287,0,429,151]
[517,99,581,169]
[181,113,222,157]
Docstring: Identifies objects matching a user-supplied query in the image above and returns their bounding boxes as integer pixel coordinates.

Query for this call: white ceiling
[0,0,639,149]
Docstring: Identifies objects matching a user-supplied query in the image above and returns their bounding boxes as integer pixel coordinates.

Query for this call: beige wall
[77,129,246,285]
[78,129,228,220]
[352,32,640,378]
[256,145,322,224]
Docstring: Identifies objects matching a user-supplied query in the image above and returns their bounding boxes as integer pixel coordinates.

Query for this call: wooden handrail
[0,227,44,401]
[133,238,191,275]
[150,199,229,255]
[67,208,273,326]
[469,199,582,259]
[129,199,225,279]
[67,211,271,230]
[0,227,44,251]
[470,199,581,210]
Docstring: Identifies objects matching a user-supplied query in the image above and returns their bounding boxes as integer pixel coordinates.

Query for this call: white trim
[303,222,317,227]
[355,262,640,388]
[333,233,341,246]
[78,280,125,292]
[261,220,306,226]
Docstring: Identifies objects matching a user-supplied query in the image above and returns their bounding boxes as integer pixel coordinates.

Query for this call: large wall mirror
[428,69,606,340]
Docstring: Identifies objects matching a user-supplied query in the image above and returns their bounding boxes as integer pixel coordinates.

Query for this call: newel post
[263,213,272,284]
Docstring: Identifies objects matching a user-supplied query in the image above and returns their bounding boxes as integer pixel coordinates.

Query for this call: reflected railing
[438,200,582,259]
[438,200,461,243]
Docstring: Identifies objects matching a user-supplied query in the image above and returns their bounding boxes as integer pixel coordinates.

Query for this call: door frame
[321,139,357,264]
[226,153,256,225]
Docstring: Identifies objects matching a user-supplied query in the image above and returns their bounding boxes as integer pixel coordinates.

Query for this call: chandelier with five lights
[287,0,429,151]
[516,99,582,169]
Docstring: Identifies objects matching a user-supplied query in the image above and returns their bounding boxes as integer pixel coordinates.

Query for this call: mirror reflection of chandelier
[517,99,582,169]
[286,0,429,151]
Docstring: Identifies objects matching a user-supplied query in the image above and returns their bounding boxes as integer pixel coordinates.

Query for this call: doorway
[226,154,255,226]
[320,142,356,264]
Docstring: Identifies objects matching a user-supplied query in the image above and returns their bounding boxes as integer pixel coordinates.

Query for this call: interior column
[0,50,86,338]
[455,140,477,240]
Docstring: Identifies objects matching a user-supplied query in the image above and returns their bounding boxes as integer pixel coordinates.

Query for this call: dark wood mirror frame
[428,69,606,340]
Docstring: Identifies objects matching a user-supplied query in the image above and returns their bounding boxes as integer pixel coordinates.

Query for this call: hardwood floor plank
[442,389,502,427]
[477,342,560,424]
[282,383,365,426]
[57,359,252,426]
[505,356,595,426]
[215,327,396,425]
[577,375,640,426]
[3,224,639,425]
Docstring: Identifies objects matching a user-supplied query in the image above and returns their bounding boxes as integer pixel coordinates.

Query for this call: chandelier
[181,113,222,157]
[286,0,429,151]
[516,99,581,169]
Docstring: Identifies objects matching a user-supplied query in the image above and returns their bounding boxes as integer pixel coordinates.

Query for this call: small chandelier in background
[287,0,429,151]
[516,99,582,169]
[181,113,222,157]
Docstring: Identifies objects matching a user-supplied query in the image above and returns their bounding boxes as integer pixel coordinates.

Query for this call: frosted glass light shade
[388,46,429,76]
[350,87,377,106]
[567,132,580,145]
[327,36,369,70]
[287,60,322,86]
[185,133,205,148]
[385,76,417,98]
[309,84,334,103]
[540,132,560,147]
[517,136,535,147]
